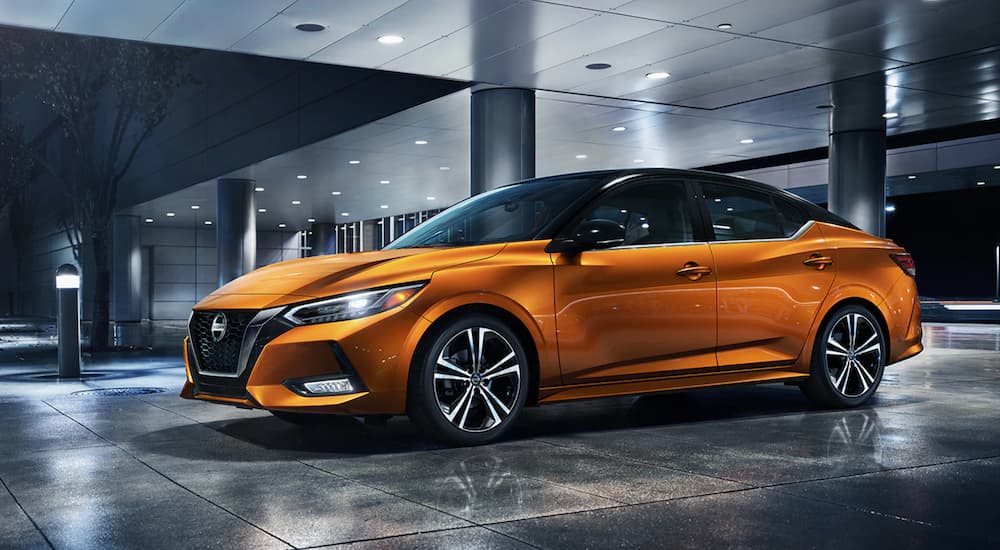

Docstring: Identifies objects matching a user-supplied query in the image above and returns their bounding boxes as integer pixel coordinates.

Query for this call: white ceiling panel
[58,0,184,40]
[0,0,71,29]
[532,24,732,92]
[308,0,518,68]
[232,0,407,59]
[381,1,593,76]
[147,0,294,50]
[613,0,746,23]
[686,0,861,36]
[448,12,667,84]
[571,36,792,101]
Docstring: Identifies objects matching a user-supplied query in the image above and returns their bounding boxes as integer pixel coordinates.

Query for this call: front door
[552,179,718,385]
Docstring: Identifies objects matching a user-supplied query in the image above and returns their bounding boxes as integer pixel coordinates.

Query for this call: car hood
[195,244,506,310]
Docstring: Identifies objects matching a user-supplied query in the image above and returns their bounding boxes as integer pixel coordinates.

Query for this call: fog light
[302,377,354,396]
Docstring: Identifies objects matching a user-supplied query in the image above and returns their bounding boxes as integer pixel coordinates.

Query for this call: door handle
[676,262,712,281]
[803,254,833,270]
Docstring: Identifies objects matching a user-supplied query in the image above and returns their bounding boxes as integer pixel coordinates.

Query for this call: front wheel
[801,305,887,408]
[408,315,529,446]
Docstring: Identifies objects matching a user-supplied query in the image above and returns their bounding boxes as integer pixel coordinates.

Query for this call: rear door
[699,181,836,369]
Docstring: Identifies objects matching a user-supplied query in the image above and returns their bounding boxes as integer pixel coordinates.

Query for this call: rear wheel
[408,315,529,446]
[801,305,886,408]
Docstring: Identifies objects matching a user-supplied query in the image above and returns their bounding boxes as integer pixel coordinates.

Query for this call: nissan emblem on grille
[210,312,228,342]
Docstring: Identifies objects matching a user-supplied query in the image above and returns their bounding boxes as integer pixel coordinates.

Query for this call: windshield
[386,175,600,249]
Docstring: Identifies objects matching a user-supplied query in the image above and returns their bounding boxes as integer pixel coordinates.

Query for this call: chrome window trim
[587,240,709,252]
[707,219,815,245]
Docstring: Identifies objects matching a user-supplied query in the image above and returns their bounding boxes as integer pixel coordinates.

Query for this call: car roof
[513,168,858,230]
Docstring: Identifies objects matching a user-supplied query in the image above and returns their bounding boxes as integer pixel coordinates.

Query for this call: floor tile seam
[131,396,206,423]
[479,485,768,529]
[422,447,632,505]
[0,442,115,461]
[0,474,55,549]
[534,438,753,487]
[755,452,1000,490]
[475,524,550,550]
[761,484,942,529]
[41,400,296,549]
[295,459,478,528]
[297,525,528,550]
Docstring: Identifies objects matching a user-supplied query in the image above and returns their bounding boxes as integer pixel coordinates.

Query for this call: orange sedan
[182,169,922,445]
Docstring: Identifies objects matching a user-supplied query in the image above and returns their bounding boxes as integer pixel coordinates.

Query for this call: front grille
[190,310,256,375]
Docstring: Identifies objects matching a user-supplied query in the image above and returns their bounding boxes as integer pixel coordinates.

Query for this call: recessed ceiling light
[380,180,390,184]
[254,186,264,192]
[714,198,723,203]
[612,126,626,132]
[191,205,200,210]
[740,138,754,144]
[204,220,213,225]
[166,212,175,217]
[380,204,389,209]
[885,205,896,212]
[278,223,286,228]
[993,165,1000,169]
[341,212,350,216]
[144,218,154,223]
[633,159,644,163]
[296,175,307,180]
[976,181,986,186]
[307,218,316,223]
[575,154,588,159]
[439,166,450,170]
[717,23,733,30]
[585,62,612,70]
[295,23,325,32]
[726,207,734,212]
[291,200,301,205]
[882,112,899,119]
[258,208,267,213]
[907,175,917,180]
[426,196,436,200]
[348,160,360,164]
[645,71,670,80]
[331,191,341,195]
[414,140,428,145]
[377,35,404,45]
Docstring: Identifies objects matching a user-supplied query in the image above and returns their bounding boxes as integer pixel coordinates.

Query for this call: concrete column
[216,178,256,286]
[310,223,336,256]
[828,73,887,236]
[111,214,142,322]
[471,87,535,195]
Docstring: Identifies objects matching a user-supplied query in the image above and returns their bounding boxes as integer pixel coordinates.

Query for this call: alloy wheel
[824,313,883,398]
[434,327,521,433]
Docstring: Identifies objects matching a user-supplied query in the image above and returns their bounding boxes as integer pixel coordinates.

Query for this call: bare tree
[1,30,192,349]
[0,120,36,314]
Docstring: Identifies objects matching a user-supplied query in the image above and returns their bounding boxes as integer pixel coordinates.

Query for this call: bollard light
[56,264,82,378]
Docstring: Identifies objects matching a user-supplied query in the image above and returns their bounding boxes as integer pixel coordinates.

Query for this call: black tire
[270,410,335,425]
[408,314,530,446]
[801,304,887,408]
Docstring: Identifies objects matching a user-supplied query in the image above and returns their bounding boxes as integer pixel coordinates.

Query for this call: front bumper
[182,300,430,415]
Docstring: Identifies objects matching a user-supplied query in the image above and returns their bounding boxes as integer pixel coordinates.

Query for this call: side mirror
[545,219,625,254]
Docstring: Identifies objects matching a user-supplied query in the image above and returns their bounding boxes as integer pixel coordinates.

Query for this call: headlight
[283,282,426,325]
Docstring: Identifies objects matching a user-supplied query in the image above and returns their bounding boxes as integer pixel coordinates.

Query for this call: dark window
[575,180,694,246]
[702,183,782,241]
[773,195,810,237]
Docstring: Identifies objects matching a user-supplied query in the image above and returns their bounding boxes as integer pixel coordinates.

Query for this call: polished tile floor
[1,323,998,549]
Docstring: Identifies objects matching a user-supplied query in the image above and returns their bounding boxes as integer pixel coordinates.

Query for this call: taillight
[891,253,916,277]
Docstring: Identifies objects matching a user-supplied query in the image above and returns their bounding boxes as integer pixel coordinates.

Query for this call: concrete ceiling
[3,0,1000,227]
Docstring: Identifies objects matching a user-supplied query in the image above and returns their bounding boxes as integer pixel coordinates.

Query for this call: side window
[773,195,810,237]
[701,183,782,241]
[576,180,694,246]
